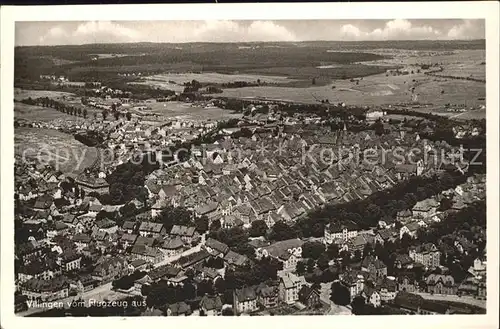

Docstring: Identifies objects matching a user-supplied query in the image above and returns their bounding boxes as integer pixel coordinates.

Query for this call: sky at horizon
[15,19,485,46]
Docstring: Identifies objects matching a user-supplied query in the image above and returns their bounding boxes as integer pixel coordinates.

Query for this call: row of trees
[22,96,89,118]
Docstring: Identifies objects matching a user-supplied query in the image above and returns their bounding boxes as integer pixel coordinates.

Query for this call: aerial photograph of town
[11,18,488,317]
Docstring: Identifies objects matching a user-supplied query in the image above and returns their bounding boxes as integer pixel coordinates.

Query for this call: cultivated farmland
[15,127,100,175]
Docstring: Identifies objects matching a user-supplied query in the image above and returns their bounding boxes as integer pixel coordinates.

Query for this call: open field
[14,88,76,102]
[15,127,99,175]
[215,69,485,108]
[14,102,88,123]
[143,101,242,121]
[137,72,300,85]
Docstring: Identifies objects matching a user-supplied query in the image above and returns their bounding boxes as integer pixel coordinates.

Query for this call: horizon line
[15,38,487,48]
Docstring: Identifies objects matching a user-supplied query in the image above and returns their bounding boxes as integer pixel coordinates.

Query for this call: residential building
[170,225,200,244]
[21,275,69,302]
[361,256,387,280]
[399,222,420,239]
[138,222,166,238]
[426,274,457,295]
[167,302,191,316]
[256,238,303,270]
[377,276,398,302]
[204,238,229,258]
[409,243,441,269]
[278,272,306,305]
[255,282,279,309]
[233,286,258,314]
[199,294,223,316]
[361,285,381,308]
[412,198,439,218]
[324,221,358,244]
[339,271,365,301]
[298,285,321,308]
[130,245,164,264]
[91,256,129,284]
[160,237,184,257]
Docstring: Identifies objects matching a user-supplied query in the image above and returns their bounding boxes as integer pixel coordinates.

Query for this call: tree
[327,244,339,259]
[268,221,296,241]
[83,109,88,119]
[209,219,221,232]
[317,254,330,271]
[302,241,325,260]
[362,244,374,258]
[156,206,193,232]
[195,216,209,234]
[249,220,268,237]
[296,261,306,275]
[330,281,351,306]
[307,258,315,273]
[351,296,366,315]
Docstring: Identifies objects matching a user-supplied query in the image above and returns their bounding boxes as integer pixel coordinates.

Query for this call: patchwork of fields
[215,69,485,108]
[142,101,242,121]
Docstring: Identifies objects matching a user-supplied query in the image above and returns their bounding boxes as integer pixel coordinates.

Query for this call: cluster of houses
[14,98,487,315]
[140,125,471,235]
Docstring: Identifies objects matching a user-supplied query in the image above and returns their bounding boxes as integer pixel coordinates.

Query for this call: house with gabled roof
[412,198,439,218]
[425,274,457,295]
[361,255,387,280]
[121,220,136,234]
[130,244,164,264]
[233,286,258,314]
[361,284,381,308]
[139,222,166,238]
[399,221,420,239]
[170,225,199,244]
[256,238,303,270]
[204,238,229,258]
[374,228,398,245]
[409,243,440,269]
[224,250,249,269]
[255,282,279,309]
[160,237,184,257]
[278,272,307,305]
[200,294,223,316]
[120,233,138,248]
[324,221,359,245]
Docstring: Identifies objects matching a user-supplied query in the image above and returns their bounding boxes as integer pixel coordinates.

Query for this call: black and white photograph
[1,2,498,328]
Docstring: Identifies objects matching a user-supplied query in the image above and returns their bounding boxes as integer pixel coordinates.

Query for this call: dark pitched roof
[148,265,181,281]
[168,302,191,315]
[170,225,196,237]
[361,255,387,270]
[139,222,164,233]
[224,250,249,267]
[200,295,223,311]
[298,285,319,302]
[122,221,136,230]
[205,238,229,255]
[234,286,257,302]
